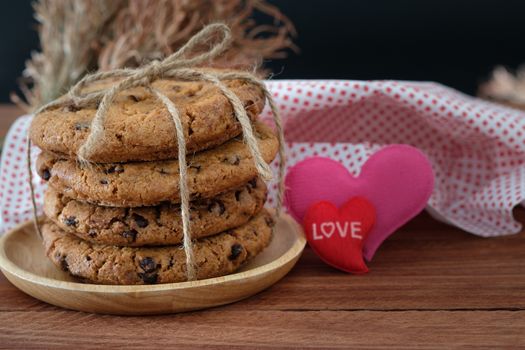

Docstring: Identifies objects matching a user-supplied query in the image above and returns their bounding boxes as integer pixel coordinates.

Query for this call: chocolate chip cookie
[44,178,267,246]
[37,121,278,207]
[30,76,265,163]
[42,210,274,285]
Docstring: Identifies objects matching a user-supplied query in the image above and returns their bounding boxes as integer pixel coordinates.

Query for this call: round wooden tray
[0,213,305,315]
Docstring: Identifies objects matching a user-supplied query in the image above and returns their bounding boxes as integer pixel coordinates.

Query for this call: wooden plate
[0,213,305,315]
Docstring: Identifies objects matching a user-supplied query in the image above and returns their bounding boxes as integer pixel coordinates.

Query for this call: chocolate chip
[104,165,124,174]
[185,85,203,98]
[100,179,109,185]
[63,103,81,113]
[63,216,78,227]
[154,206,162,223]
[265,215,275,227]
[56,253,69,271]
[189,163,201,172]
[42,169,51,181]
[88,229,97,238]
[191,193,202,202]
[139,263,159,283]
[86,256,92,261]
[128,94,140,102]
[60,258,69,271]
[139,273,158,284]
[132,214,149,228]
[122,229,137,242]
[74,122,89,131]
[224,155,240,165]
[247,178,257,193]
[229,244,243,260]
[208,200,225,215]
[139,257,157,273]
[235,190,242,201]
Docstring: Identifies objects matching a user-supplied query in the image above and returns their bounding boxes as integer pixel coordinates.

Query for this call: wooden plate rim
[0,213,306,294]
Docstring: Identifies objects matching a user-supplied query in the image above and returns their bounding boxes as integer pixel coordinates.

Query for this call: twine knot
[145,60,164,81]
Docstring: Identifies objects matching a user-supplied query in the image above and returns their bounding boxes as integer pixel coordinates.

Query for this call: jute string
[27,23,286,281]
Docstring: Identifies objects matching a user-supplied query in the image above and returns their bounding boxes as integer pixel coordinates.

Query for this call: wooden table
[0,105,524,348]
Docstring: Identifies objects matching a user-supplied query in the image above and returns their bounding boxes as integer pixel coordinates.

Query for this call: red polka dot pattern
[1,80,525,237]
[0,116,43,231]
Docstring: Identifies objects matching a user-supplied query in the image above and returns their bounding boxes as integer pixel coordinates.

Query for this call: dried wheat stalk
[16,0,296,111]
[479,66,525,106]
[15,0,123,111]
[97,0,297,71]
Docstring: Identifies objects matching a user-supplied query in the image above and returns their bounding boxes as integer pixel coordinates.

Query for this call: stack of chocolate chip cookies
[30,78,278,285]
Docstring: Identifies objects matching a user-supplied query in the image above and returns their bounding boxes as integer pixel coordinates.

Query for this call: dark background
[1,0,525,102]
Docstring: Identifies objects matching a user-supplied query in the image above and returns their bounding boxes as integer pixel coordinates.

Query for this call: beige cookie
[37,121,278,207]
[30,76,265,163]
[42,210,274,285]
[44,178,266,246]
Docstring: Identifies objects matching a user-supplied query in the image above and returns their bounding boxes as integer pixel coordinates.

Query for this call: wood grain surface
[0,105,524,348]
[0,213,306,315]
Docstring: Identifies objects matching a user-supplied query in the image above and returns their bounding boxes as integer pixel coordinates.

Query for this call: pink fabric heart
[285,145,434,261]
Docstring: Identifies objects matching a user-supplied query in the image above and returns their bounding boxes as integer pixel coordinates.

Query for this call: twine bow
[28,23,286,282]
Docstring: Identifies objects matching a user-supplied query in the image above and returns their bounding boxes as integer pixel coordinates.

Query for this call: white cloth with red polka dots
[1,80,525,237]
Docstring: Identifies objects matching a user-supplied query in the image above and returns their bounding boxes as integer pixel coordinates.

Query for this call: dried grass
[479,66,525,106]
[15,0,123,110]
[15,0,296,111]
